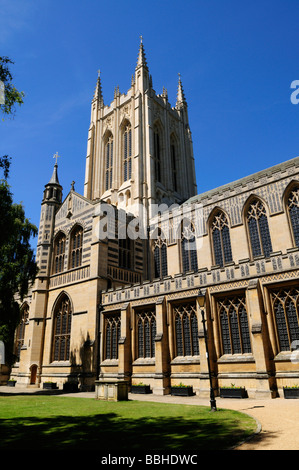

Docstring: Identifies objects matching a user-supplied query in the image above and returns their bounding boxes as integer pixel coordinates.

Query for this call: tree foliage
[0,56,24,118]
[0,179,38,365]
[0,56,37,365]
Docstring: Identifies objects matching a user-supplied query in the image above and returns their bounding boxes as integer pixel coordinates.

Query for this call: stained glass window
[105,134,113,190]
[181,222,198,273]
[105,314,121,360]
[247,199,272,258]
[52,295,72,361]
[70,226,83,269]
[271,288,299,352]
[217,295,251,355]
[124,124,132,182]
[174,303,199,357]
[287,186,299,247]
[211,211,233,267]
[154,127,161,183]
[53,232,66,273]
[119,237,131,269]
[136,309,156,358]
[170,139,177,192]
[15,304,29,361]
[153,230,168,278]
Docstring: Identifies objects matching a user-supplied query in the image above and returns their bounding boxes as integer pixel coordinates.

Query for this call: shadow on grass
[0,411,253,451]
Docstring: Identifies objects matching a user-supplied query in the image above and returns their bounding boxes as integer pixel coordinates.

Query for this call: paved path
[125,392,299,451]
[1,386,299,450]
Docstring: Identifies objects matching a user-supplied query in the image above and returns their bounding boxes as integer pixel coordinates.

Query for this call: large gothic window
[15,303,29,361]
[217,295,251,355]
[123,124,132,182]
[69,225,83,269]
[271,288,299,352]
[53,232,66,274]
[174,302,199,357]
[153,127,161,183]
[181,222,198,273]
[170,136,178,192]
[119,237,131,269]
[137,309,156,358]
[104,314,121,360]
[287,185,299,248]
[211,211,233,267]
[153,229,168,278]
[246,199,272,258]
[105,133,113,191]
[52,295,72,361]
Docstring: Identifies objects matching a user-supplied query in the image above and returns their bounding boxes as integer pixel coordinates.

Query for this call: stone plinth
[95,379,128,401]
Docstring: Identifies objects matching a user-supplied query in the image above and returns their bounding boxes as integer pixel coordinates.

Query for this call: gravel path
[125,392,299,450]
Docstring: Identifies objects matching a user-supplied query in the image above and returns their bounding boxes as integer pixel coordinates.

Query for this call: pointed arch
[208,207,233,267]
[271,288,299,352]
[53,230,66,274]
[152,227,168,278]
[152,119,164,185]
[121,119,132,182]
[69,224,83,269]
[103,130,113,191]
[15,302,29,361]
[170,132,179,192]
[51,292,73,362]
[243,196,272,259]
[283,180,299,248]
[180,219,198,273]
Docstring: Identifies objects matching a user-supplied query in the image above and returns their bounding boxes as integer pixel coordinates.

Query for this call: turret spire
[93,69,104,106]
[136,35,148,71]
[176,73,187,107]
[49,152,60,184]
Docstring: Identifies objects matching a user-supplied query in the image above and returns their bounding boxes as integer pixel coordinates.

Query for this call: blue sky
[1,0,299,251]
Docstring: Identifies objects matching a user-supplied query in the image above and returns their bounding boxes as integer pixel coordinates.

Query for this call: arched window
[211,211,233,267]
[287,185,299,247]
[246,199,272,258]
[52,294,72,361]
[217,296,251,355]
[137,309,156,358]
[53,232,66,273]
[123,124,132,182]
[119,237,131,269]
[271,288,299,352]
[15,303,29,361]
[69,225,83,269]
[105,133,113,191]
[153,229,168,278]
[181,221,198,273]
[105,314,121,360]
[174,303,199,357]
[153,126,162,183]
[170,135,178,192]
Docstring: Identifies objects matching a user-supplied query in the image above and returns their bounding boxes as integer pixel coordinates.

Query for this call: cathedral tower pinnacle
[84,41,197,215]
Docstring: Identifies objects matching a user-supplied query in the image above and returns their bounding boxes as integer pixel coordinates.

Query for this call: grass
[0,395,257,451]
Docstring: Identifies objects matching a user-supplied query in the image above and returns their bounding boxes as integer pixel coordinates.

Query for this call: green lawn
[0,395,256,451]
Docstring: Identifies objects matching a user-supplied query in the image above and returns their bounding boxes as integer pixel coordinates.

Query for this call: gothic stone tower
[84,39,197,225]
[10,41,198,389]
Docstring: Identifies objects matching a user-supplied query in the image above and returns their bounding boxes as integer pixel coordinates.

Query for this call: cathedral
[9,40,299,399]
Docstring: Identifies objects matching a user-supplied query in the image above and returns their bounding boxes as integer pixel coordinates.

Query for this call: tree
[0,56,24,118]
[0,57,37,365]
[0,56,24,180]
[0,178,38,365]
